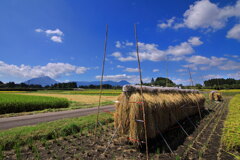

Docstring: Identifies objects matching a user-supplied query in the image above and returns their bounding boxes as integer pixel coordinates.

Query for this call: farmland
[0,89,240,159]
[0,96,236,159]
[0,90,118,117]
[0,94,69,114]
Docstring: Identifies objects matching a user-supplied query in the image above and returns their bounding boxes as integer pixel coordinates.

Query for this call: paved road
[0,105,115,130]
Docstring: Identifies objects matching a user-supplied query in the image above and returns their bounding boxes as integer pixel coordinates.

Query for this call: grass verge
[222,94,240,157]
[0,113,113,150]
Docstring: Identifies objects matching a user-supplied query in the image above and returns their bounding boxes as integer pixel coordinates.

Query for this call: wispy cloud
[116,65,125,68]
[153,69,159,72]
[124,68,139,72]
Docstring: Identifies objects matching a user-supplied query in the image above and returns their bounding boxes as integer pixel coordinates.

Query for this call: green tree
[154,77,176,87]
[195,84,202,89]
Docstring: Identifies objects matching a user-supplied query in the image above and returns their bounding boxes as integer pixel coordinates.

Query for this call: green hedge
[0,94,69,114]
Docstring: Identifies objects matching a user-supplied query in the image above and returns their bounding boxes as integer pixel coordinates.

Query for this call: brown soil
[2,99,236,160]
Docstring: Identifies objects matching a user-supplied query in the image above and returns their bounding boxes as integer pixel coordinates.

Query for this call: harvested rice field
[16,93,117,104]
[2,98,236,160]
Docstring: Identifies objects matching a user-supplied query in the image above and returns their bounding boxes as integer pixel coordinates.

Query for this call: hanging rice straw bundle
[114,85,205,144]
[209,91,223,101]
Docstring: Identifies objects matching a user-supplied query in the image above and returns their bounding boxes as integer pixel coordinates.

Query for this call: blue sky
[0,0,240,85]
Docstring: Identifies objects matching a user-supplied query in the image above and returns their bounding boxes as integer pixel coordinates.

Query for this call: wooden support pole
[94,24,108,140]
[134,24,149,160]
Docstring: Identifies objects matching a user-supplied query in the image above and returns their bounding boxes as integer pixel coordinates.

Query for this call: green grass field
[0,94,69,114]
[0,113,113,151]
[222,94,240,158]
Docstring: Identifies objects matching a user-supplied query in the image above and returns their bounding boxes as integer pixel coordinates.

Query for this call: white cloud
[35,28,64,43]
[45,29,63,36]
[199,66,210,70]
[35,28,43,32]
[166,42,194,56]
[112,52,122,58]
[125,41,134,46]
[185,55,240,71]
[116,65,125,68]
[124,68,139,72]
[172,78,191,85]
[112,37,202,62]
[153,69,159,72]
[227,71,240,79]
[75,67,89,74]
[186,55,226,66]
[183,0,224,30]
[226,24,240,40]
[95,74,150,83]
[158,17,176,29]
[118,56,137,62]
[224,54,239,58]
[218,60,240,70]
[188,37,203,46]
[158,0,240,31]
[51,36,62,43]
[114,41,134,48]
[203,74,222,79]
[0,61,88,79]
[115,41,121,48]
[182,64,198,71]
[177,69,187,72]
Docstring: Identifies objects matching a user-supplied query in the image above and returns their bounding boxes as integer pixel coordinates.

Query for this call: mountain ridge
[23,76,130,87]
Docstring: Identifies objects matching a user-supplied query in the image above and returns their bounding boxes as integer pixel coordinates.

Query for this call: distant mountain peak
[23,76,58,87]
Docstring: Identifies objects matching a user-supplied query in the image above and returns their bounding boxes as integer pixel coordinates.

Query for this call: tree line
[0,81,121,90]
[0,81,77,90]
[203,78,240,89]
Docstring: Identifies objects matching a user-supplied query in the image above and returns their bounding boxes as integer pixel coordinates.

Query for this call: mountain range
[23,76,130,87]
[76,80,130,86]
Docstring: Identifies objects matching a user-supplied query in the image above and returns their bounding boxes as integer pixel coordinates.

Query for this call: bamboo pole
[134,24,149,160]
[94,24,108,140]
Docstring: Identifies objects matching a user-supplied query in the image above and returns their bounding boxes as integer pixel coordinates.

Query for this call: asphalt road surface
[0,105,115,130]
